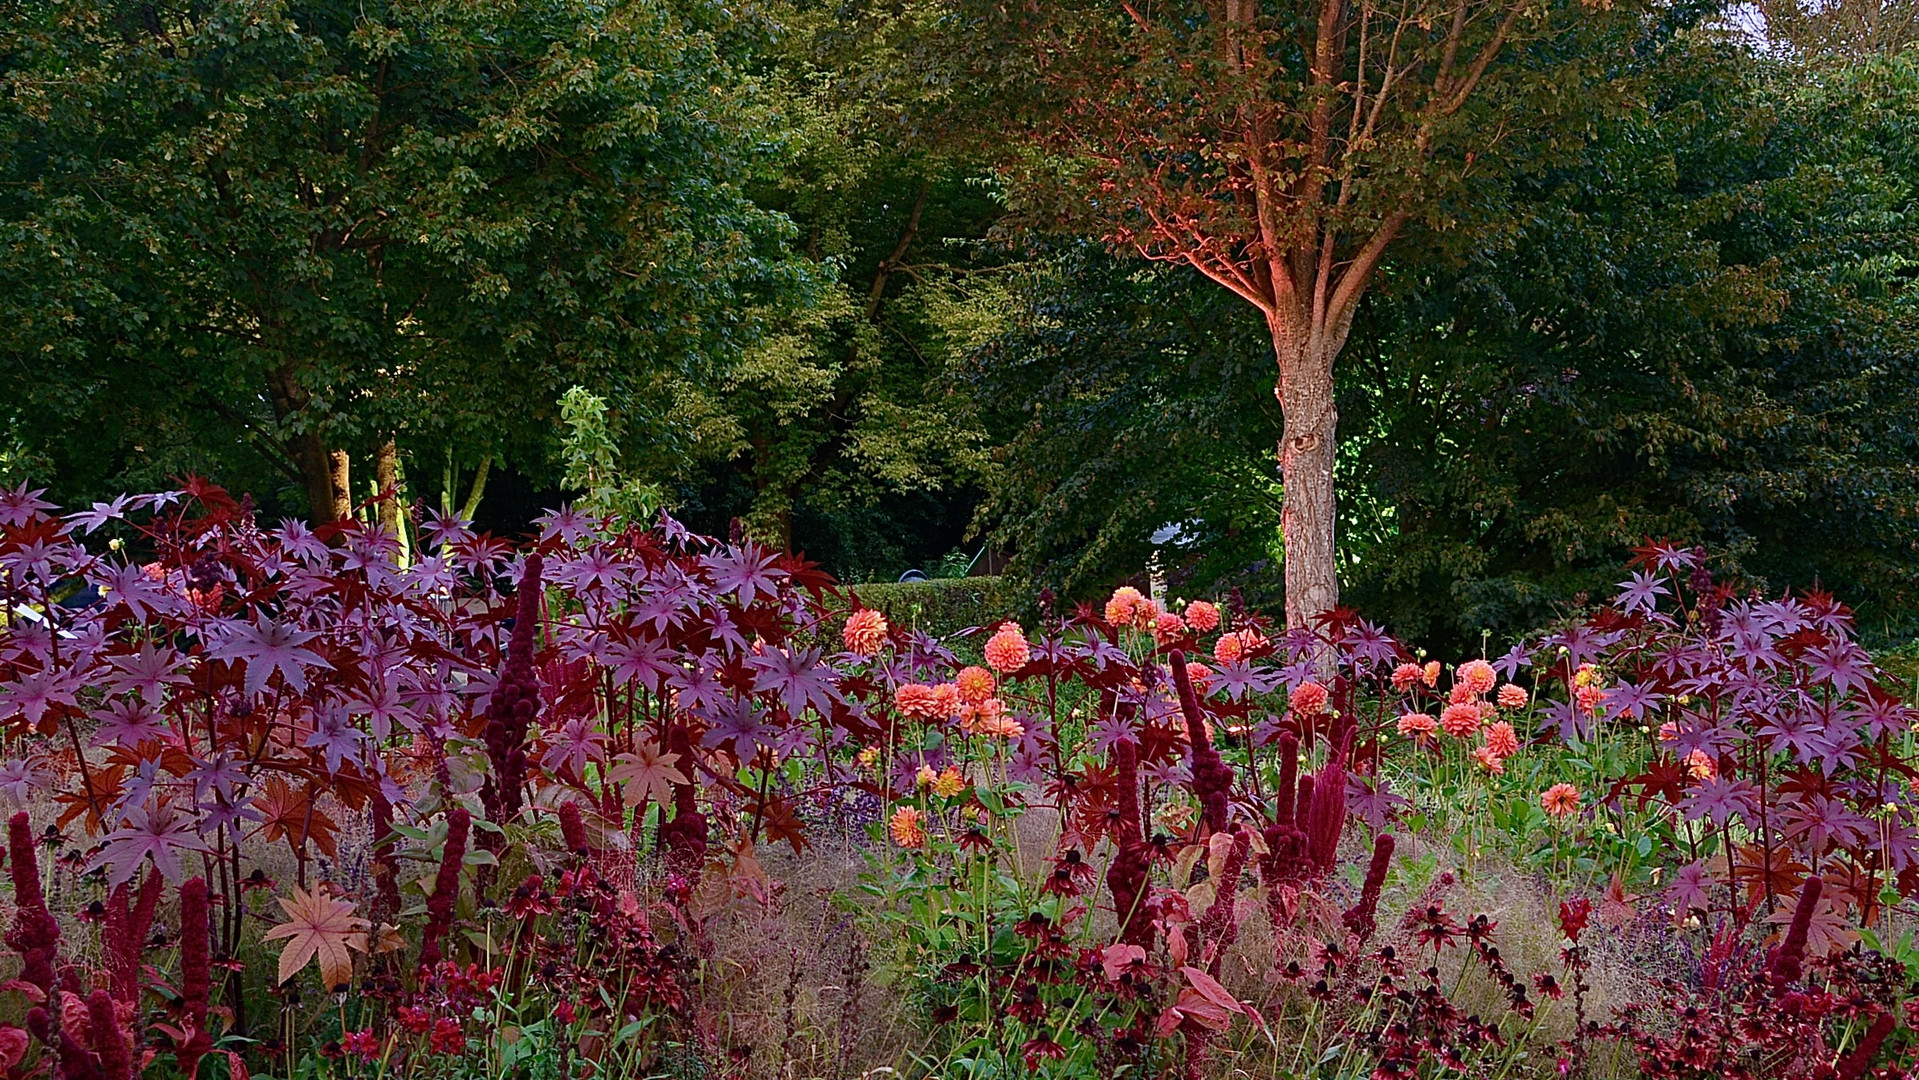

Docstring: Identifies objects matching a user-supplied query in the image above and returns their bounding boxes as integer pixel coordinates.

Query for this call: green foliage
[652,0,1010,569]
[1341,42,1919,647]
[846,576,1030,638]
[0,0,813,513]
[559,386,663,524]
[971,246,1287,608]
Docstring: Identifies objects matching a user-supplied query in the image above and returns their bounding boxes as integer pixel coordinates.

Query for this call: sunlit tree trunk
[1271,331,1341,629]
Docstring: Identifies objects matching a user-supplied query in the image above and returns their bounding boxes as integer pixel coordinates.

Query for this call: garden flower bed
[0,481,1915,1078]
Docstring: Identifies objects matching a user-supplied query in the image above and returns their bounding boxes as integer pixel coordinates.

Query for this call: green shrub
[841,576,1032,640]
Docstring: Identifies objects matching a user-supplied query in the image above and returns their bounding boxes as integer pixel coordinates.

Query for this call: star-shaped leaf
[260,885,368,988]
[607,742,687,806]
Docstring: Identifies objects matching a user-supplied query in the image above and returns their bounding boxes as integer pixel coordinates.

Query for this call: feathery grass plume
[5,812,58,1018]
[177,877,212,1079]
[1343,833,1396,944]
[85,989,130,1080]
[1766,875,1822,989]
[559,801,589,856]
[1169,650,1231,834]
[420,807,471,969]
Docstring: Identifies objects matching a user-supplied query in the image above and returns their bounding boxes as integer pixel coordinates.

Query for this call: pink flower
[1684,749,1716,780]
[931,682,962,717]
[1291,681,1330,716]
[1574,684,1604,713]
[1397,713,1438,742]
[1184,600,1221,632]
[1152,611,1186,643]
[1458,659,1496,695]
[1131,597,1161,630]
[1497,683,1528,709]
[894,683,942,720]
[956,666,995,704]
[1440,702,1482,739]
[1391,663,1423,691]
[1448,682,1476,705]
[984,622,1030,673]
[1421,661,1440,687]
[1213,632,1244,664]
[1185,662,1213,691]
[1484,721,1519,758]
[889,806,927,848]
[1541,783,1581,818]
[1471,746,1506,775]
[842,609,888,654]
[1105,586,1145,627]
[971,708,1024,740]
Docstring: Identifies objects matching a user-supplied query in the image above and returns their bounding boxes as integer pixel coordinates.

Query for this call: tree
[670,0,1007,576]
[0,0,810,520]
[966,0,1644,628]
[1339,44,1919,643]
[971,245,1286,601]
[976,32,1919,649]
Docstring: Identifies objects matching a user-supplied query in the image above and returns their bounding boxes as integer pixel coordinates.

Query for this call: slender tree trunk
[458,455,491,522]
[1270,324,1341,631]
[375,437,402,536]
[326,449,352,522]
[266,364,352,524]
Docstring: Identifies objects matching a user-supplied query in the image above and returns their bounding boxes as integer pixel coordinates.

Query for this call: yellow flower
[856,747,879,769]
[933,766,966,799]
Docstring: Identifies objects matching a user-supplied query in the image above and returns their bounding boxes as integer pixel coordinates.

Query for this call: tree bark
[266,364,352,524]
[458,456,491,522]
[1271,327,1340,631]
[375,437,402,536]
[326,449,352,522]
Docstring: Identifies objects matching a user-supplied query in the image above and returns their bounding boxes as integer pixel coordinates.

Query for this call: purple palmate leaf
[88,801,212,887]
[207,614,331,698]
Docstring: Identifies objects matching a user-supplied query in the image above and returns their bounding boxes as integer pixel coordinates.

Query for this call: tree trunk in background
[267,364,352,524]
[325,449,352,522]
[458,456,491,522]
[375,438,402,535]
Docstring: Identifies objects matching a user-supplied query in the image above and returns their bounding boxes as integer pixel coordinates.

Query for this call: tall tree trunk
[266,364,351,524]
[1271,326,1341,631]
[458,456,491,522]
[375,437,402,535]
[325,449,352,522]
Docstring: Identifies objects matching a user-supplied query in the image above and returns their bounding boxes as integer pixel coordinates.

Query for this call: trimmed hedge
[842,577,1032,641]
